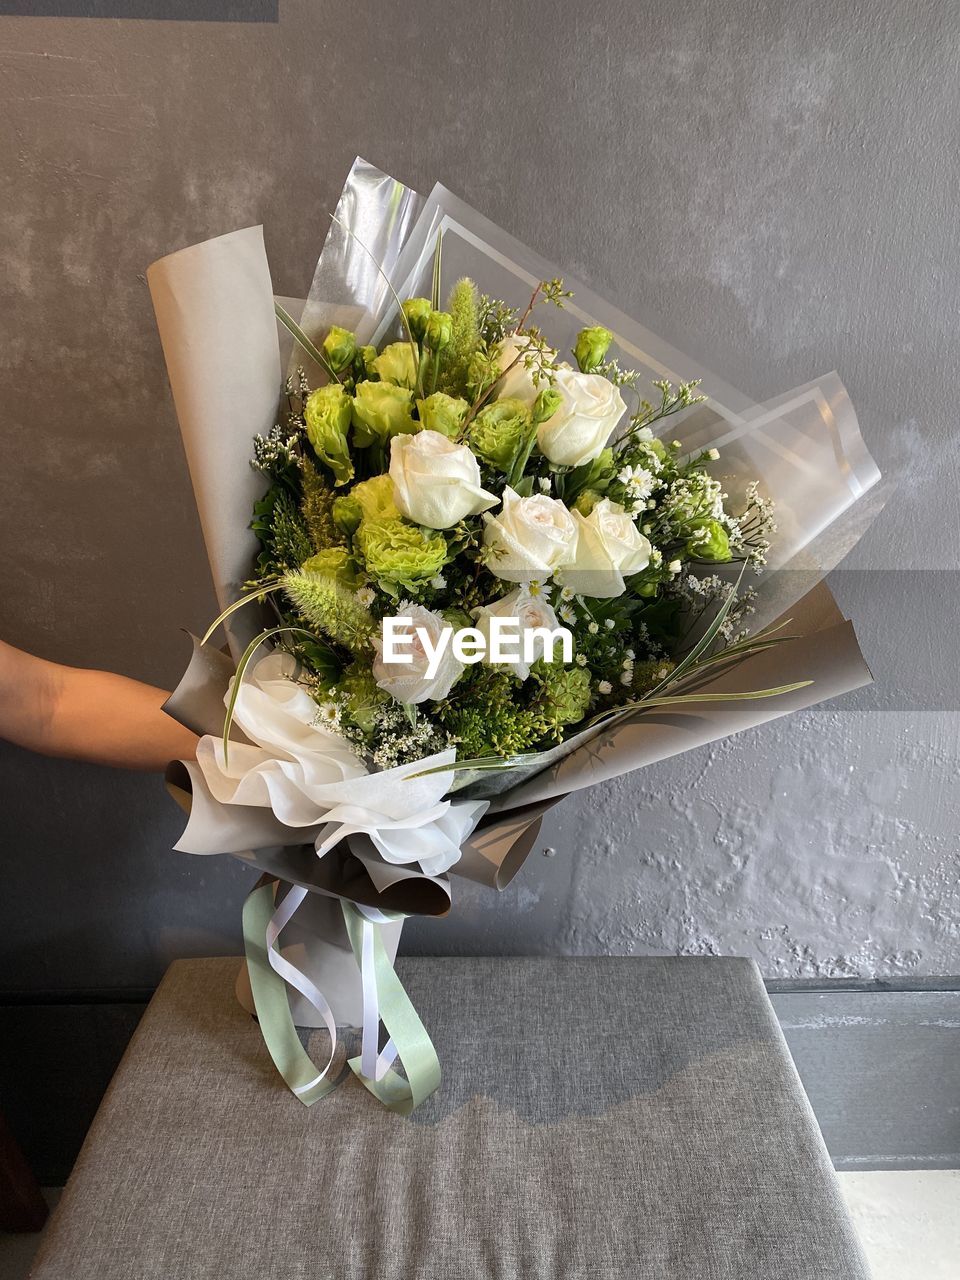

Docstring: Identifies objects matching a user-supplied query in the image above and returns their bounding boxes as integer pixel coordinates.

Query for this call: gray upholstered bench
[29,957,868,1279]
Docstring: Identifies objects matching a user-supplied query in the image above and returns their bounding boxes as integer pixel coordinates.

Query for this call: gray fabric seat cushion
[29,956,869,1279]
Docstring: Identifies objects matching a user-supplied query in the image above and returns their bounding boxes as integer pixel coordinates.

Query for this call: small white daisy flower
[598,679,613,695]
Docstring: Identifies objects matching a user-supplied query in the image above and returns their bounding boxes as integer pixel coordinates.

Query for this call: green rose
[301,548,360,588]
[372,342,419,390]
[401,297,432,341]
[573,325,613,373]
[355,517,448,594]
[686,519,731,562]
[304,384,354,486]
[469,397,530,470]
[322,325,357,373]
[425,310,453,351]
[352,380,418,444]
[417,392,469,439]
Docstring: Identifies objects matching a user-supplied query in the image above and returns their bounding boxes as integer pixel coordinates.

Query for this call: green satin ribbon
[341,900,442,1116]
[241,877,441,1115]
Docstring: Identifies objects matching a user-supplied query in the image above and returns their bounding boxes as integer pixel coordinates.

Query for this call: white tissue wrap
[185,652,487,878]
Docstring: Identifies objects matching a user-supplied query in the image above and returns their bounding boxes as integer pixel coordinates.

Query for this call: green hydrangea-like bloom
[352,380,418,444]
[372,342,419,390]
[686,518,731,561]
[425,310,453,351]
[401,297,432,341]
[355,517,448,594]
[304,384,354,486]
[417,392,469,439]
[573,325,613,373]
[322,325,357,373]
[532,660,592,730]
[469,397,529,470]
[300,548,360,588]
[281,570,374,653]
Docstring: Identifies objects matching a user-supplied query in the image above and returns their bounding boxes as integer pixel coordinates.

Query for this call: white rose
[554,498,651,598]
[494,333,556,404]
[389,430,497,530]
[372,604,463,704]
[473,586,566,681]
[537,367,626,466]
[482,486,579,583]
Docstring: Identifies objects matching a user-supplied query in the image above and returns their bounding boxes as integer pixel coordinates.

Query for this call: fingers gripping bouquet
[149,160,880,1114]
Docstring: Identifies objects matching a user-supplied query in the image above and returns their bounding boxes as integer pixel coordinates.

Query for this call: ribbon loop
[241,877,441,1115]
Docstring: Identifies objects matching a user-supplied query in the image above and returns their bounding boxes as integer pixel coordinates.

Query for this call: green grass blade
[201,580,282,647]
[430,230,443,311]
[274,303,341,383]
[221,624,318,765]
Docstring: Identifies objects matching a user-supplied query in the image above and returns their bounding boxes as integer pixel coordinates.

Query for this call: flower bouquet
[149,159,880,1114]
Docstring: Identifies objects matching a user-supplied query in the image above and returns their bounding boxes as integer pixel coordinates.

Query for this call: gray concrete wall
[1,0,957,991]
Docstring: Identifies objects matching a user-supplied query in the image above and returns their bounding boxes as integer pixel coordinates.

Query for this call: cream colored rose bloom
[494,333,557,405]
[482,487,578,583]
[372,604,463,704]
[554,498,651,598]
[537,367,626,466]
[473,586,565,680]
[389,430,497,530]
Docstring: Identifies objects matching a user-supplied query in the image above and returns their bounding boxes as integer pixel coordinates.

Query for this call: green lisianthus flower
[401,297,432,341]
[304,384,354,486]
[686,518,731,562]
[332,494,363,537]
[353,473,399,520]
[573,325,614,373]
[352,380,418,444]
[425,310,453,351]
[417,392,469,439]
[532,386,563,425]
[355,517,448,594]
[322,325,357,373]
[301,548,360,588]
[372,342,419,390]
[573,488,603,515]
[468,397,530,470]
[357,345,378,379]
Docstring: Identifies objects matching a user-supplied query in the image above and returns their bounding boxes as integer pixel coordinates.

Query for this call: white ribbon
[356,903,402,1082]
[264,885,339,1095]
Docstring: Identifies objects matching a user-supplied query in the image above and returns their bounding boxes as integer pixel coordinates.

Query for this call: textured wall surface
[1,0,958,991]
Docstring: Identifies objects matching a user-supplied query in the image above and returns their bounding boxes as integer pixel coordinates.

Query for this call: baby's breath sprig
[626,378,705,440]
[478,294,519,346]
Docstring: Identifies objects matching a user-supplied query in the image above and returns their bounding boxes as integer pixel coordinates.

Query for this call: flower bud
[425,309,453,351]
[573,325,614,373]
[332,494,363,537]
[401,297,432,341]
[322,325,357,373]
[532,386,563,425]
[357,345,378,379]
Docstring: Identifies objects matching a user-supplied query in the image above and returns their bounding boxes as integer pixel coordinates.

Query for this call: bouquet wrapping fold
[149,159,878,1111]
